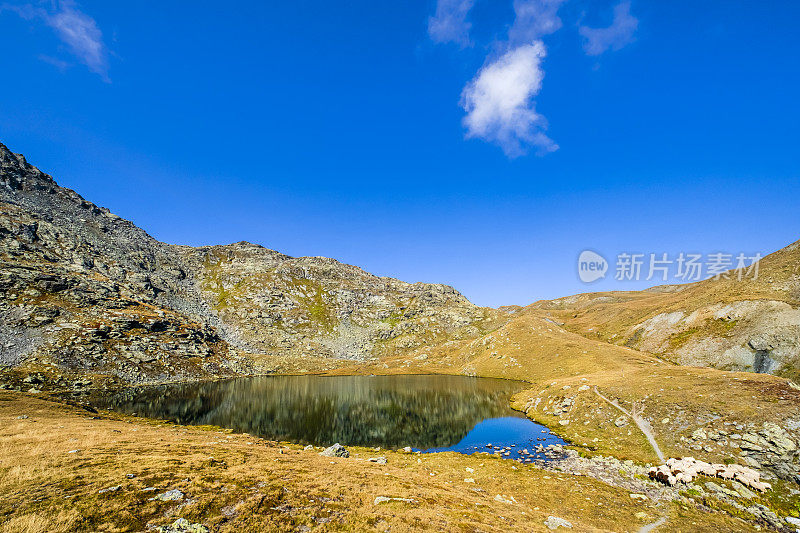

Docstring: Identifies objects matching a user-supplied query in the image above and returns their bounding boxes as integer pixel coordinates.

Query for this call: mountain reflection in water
[96,375,560,451]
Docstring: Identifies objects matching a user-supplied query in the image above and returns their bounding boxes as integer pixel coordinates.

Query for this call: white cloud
[46,1,108,78]
[429,0,637,156]
[579,1,638,56]
[461,43,557,156]
[457,0,566,156]
[508,0,566,45]
[428,0,475,47]
[2,0,109,80]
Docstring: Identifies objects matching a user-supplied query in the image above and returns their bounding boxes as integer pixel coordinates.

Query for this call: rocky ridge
[0,141,496,386]
[175,241,494,360]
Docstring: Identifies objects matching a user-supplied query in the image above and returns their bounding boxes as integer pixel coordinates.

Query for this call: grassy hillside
[527,239,800,379]
[331,310,800,472]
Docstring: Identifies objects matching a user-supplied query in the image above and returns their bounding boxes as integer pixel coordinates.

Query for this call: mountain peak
[0,141,57,194]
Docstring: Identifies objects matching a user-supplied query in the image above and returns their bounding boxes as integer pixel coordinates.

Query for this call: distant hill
[528,241,800,379]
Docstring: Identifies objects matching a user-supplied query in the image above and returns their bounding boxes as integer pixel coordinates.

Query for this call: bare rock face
[0,143,245,385]
[0,141,493,385]
[628,300,800,377]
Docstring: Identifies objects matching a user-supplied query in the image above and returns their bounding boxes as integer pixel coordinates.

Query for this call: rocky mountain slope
[176,242,495,360]
[0,141,497,387]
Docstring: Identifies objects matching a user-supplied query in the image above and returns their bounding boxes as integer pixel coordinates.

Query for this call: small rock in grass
[544,516,573,529]
[320,443,349,458]
[150,489,185,502]
[156,518,209,533]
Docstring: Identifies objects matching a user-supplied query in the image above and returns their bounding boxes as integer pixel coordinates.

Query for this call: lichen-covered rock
[156,518,208,533]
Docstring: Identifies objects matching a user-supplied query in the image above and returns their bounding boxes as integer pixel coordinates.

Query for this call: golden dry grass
[0,392,756,532]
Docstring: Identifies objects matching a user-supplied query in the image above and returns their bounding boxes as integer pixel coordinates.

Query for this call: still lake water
[96,375,566,461]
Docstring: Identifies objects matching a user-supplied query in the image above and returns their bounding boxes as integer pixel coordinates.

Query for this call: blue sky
[1,0,798,307]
